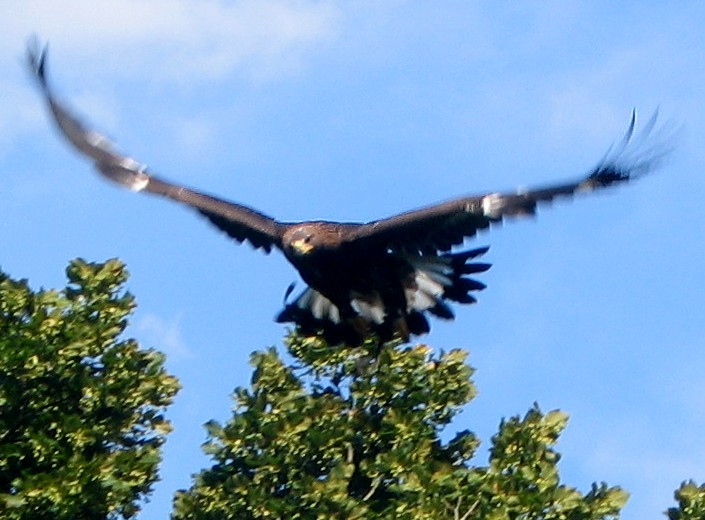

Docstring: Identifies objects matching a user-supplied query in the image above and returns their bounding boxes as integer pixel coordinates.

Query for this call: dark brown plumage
[27,44,668,345]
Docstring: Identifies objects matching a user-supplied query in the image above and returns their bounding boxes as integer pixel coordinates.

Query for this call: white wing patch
[350,294,386,324]
[98,161,150,192]
[292,288,388,324]
[481,193,505,218]
[294,288,341,323]
[405,256,452,313]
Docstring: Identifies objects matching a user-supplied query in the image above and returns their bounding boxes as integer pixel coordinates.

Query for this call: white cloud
[172,115,218,159]
[0,79,41,153]
[0,0,338,84]
[0,0,339,159]
[137,312,192,359]
[2,0,340,84]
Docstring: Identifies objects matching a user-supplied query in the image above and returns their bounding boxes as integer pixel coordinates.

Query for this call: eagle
[28,45,667,345]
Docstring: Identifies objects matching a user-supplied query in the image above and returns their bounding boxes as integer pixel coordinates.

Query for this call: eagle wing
[28,45,284,253]
[348,111,668,254]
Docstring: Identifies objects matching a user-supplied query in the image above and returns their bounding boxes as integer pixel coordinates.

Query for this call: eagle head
[283,223,342,257]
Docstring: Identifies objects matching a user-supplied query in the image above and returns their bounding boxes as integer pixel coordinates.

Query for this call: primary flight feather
[28,44,667,345]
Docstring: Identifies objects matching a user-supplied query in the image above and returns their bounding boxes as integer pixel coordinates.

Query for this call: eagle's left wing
[28,44,286,253]
[347,112,669,254]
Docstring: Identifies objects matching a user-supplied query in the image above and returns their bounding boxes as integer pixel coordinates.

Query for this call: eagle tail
[276,289,367,345]
[276,297,430,346]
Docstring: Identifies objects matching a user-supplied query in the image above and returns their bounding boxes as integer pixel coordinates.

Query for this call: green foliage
[173,334,627,520]
[3,259,697,519]
[667,481,705,520]
[0,259,179,519]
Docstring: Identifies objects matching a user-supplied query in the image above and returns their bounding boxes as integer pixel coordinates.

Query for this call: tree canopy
[172,335,628,519]
[0,259,702,519]
[0,259,179,519]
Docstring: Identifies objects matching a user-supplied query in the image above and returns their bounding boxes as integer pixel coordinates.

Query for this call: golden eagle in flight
[28,46,667,345]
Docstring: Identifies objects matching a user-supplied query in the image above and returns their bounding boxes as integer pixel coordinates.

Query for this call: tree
[1,259,700,519]
[172,334,629,519]
[667,481,705,520]
[0,259,179,519]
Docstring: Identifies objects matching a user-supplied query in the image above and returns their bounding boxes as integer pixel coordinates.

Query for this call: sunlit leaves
[3,257,696,519]
[173,332,628,519]
[475,406,628,519]
[0,259,179,519]
[667,481,705,520]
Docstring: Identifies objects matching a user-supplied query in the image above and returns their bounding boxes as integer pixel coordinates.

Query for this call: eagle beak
[292,238,314,255]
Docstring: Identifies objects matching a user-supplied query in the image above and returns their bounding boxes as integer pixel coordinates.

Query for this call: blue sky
[2,2,705,518]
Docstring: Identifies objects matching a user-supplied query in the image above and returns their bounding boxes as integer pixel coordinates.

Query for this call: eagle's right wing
[28,44,285,253]
[347,111,671,254]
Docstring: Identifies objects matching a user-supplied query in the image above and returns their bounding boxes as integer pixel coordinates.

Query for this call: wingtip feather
[27,37,49,90]
[584,109,675,189]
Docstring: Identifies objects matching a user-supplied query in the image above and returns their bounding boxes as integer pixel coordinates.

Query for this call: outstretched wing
[347,111,670,254]
[28,44,285,253]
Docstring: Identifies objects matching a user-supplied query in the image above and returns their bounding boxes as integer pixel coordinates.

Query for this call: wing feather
[348,111,669,253]
[28,44,284,253]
